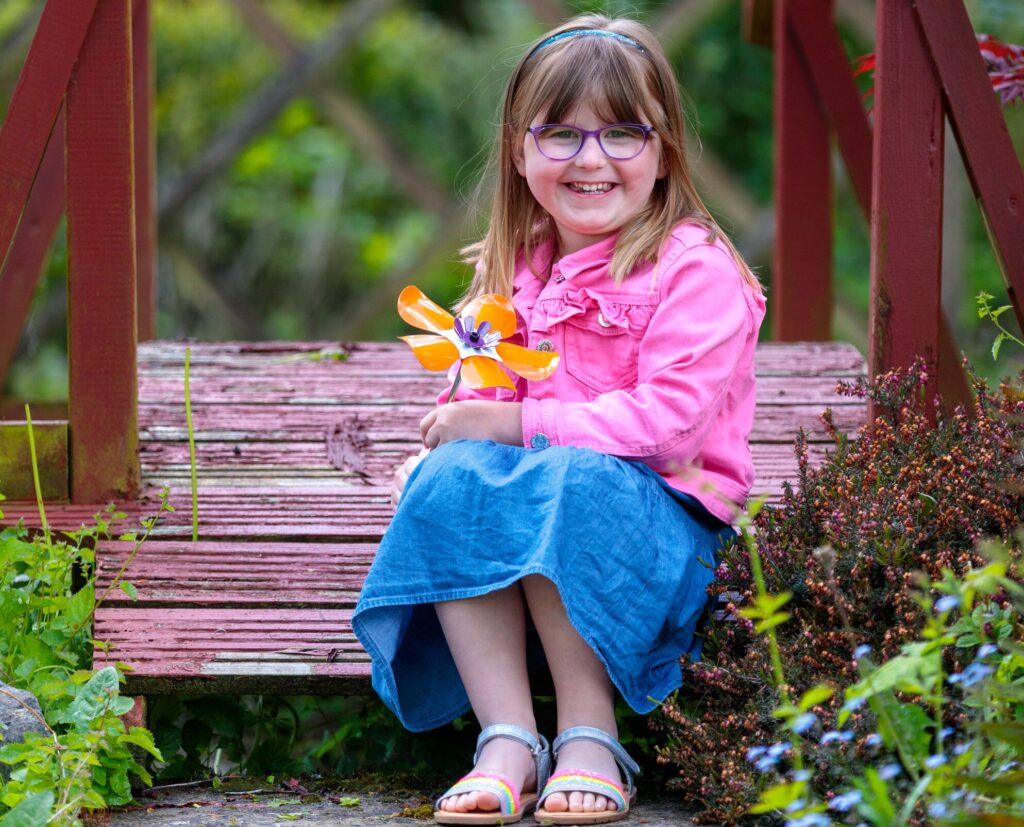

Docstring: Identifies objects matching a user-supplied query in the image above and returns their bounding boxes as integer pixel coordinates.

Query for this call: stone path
[88,782,700,826]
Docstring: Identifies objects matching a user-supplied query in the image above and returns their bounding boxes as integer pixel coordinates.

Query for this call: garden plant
[0,414,171,825]
[656,356,1024,825]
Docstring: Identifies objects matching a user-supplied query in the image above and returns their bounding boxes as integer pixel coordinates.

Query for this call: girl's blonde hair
[458,13,761,309]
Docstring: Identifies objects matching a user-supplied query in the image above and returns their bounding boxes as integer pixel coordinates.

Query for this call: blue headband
[529,29,646,57]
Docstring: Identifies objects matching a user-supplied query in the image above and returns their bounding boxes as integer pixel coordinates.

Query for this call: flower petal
[462,293,517,339]
[495,342,560,381]
[399,335,459,371]
[398,286,455,333]
[461,355,515,390]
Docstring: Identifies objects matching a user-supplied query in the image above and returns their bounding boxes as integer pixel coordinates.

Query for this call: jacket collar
[514,233,619,290]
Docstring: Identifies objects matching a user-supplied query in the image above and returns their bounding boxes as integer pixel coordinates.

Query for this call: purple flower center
[454,315,493,349]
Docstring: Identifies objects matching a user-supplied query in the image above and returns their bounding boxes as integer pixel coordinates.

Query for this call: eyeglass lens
[534,125,648,160]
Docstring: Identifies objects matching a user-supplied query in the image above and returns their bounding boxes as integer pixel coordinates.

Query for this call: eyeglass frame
[525,123,655,161]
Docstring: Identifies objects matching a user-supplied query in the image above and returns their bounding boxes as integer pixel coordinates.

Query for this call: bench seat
[1,340,866,695]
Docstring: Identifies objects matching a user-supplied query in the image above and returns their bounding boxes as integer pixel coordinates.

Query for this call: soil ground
[86,779,702,826]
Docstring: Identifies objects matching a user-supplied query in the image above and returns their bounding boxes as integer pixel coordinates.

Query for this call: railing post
[773,0,833,341]
[66,0,140,502]
[868,0,943,409]
[133,0,156,342]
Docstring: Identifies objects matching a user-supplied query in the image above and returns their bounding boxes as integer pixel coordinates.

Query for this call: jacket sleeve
[520,244,753,461]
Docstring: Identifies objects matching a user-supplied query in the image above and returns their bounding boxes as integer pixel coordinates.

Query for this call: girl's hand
[392,447,430,508]
[420,401,523,450]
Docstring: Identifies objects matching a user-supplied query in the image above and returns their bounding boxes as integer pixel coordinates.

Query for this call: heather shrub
[655,362,1024,824]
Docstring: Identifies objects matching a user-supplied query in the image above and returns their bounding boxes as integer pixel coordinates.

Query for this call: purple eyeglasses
[526,123,654,161]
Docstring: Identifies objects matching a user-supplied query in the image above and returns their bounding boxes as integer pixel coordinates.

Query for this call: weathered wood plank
[93,607,371,694]
[66,0,139,502]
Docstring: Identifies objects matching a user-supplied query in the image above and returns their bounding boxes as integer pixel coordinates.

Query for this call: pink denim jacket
[436,222,767,525]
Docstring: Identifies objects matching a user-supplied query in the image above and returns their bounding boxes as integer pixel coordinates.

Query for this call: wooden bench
[2,340,866,696]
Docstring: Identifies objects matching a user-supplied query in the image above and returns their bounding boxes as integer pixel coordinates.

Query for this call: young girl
[353,14,765,825]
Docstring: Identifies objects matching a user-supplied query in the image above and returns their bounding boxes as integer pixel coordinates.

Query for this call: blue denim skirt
[351,439,734,732]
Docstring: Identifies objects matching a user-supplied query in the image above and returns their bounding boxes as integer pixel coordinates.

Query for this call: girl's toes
[582,792,596,811]
[606,795,619,811]
[544,792,569,813]
[568,791,585,812]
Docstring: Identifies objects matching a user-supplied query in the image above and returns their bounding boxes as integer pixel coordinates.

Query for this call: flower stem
[185,346,198,542]
[445,366,463,404]
[24,404,52,550]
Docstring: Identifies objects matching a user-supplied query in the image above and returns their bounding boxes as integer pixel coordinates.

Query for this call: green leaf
[982,722,1024,752]
[66,666,121,732]
[749,781,805,813]
[872,692,931,766]
[993,333,1005,361]
[0,792,55,826]
[120,726,164,760]
[755,612,791,633]
[119,581,138,601]
[338,797,360,807]
[798,684,834,711]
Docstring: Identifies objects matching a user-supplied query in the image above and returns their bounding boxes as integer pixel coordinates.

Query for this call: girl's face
[515,102,664,257]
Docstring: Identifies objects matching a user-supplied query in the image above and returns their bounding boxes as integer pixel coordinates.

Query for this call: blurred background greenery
[1,0,1022,404]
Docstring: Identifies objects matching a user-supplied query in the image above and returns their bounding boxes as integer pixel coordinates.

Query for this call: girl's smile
[516,104,664,256]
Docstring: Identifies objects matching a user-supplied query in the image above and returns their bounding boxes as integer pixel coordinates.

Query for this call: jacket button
[597,313,612,328]
[530,433,550,449]
[536,339,553,352]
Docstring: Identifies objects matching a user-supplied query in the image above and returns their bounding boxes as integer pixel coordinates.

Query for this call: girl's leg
[434,585,539,814]
[521,575,621,814]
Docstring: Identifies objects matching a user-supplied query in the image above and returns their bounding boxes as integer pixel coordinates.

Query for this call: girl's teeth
[569,183,613,193]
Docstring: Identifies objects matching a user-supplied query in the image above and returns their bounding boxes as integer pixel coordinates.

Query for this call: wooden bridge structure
[0,0,1022,701]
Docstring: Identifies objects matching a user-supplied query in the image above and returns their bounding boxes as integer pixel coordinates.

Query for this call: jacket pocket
[562,296,654,396]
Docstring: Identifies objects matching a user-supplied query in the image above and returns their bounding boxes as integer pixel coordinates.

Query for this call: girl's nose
[574,135,606,169]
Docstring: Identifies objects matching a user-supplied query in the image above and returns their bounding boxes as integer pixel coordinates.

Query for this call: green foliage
[656,362,1024,823]
[0,510,166,822]
[978,291,1024,360]
[0,420,172,822]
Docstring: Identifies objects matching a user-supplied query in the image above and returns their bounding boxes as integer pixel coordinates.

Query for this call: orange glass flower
[398,286,559,391]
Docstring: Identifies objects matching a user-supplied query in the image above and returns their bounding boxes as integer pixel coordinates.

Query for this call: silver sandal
[534,726,640,824]
[435,724,552,825]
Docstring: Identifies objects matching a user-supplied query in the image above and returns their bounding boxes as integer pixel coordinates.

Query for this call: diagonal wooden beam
[0,110,65,388]
[916,1,1024,333]
[158,0,397,226]
[0,0,99,271]
[226,0,452,216]
[786,0,872,215]
[653,0,728,52]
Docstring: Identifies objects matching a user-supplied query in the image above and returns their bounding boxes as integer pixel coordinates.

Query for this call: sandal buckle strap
[474,724,551,790]
[550,726,640,795]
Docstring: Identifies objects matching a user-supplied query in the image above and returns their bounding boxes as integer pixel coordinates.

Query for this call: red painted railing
[0,0,155,501]
[755,0,1024,411]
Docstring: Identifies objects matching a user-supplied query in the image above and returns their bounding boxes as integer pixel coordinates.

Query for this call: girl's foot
[541,739,621,813]
[437,736,538,813]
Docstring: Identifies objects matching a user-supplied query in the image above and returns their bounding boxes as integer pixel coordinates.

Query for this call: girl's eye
[603,126,643,141]
[538,127,580,142]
